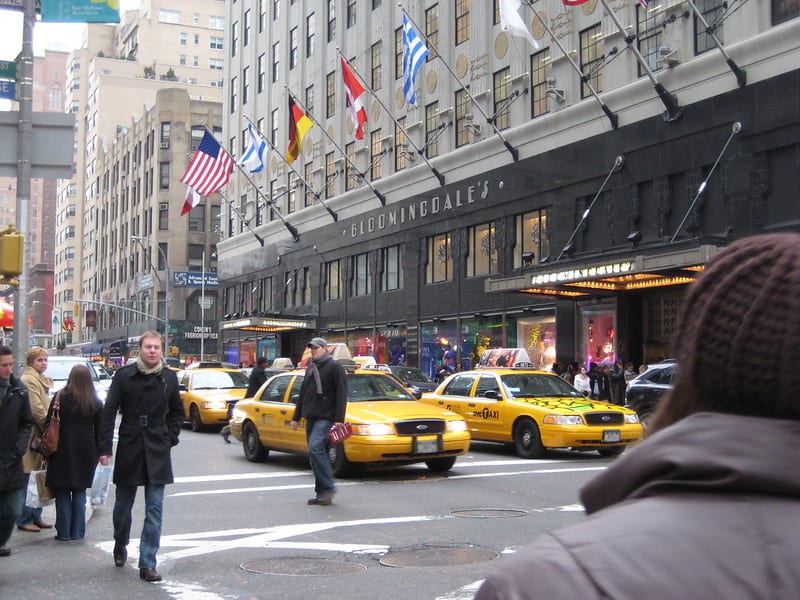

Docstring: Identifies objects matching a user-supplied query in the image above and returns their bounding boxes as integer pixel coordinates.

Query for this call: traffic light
[0,224,23,285]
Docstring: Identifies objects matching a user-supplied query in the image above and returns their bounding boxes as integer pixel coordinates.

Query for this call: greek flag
[240,122,268,173]
[402,14,428,106]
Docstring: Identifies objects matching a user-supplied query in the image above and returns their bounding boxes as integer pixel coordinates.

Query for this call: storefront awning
[221,315,316,333]
[486,244,723,297]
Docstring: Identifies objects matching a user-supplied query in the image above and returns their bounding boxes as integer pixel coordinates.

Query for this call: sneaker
[0,545,10,557]
[316,490,336,506]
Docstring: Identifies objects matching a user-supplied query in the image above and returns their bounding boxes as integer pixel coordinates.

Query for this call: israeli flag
[240,123,268,173]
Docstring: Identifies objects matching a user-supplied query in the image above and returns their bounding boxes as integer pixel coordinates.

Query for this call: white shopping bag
[90,464,113,506]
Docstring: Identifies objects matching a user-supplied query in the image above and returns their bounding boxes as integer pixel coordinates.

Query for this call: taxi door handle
[468,403,476,407]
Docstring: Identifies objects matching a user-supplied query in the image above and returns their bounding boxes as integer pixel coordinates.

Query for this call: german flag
[286,96,313,164]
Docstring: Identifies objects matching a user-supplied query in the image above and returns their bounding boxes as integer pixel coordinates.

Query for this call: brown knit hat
[669,233,800,421]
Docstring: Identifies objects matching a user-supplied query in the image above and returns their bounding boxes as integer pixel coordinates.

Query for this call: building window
[345,142,356,191]
[394,27,403,79]
[179,54,186,65]
[347,0,356,28]
[426,5,439,61]
[193,55,199,67]
[259,0,266,31]
[159,9,180,23]
[307,13,316,56]
[492,67,510,130]
[194,34,200,45]
[159,162,170,189]
[210,36,223,50]
[694,0,725,55]
[188,243,204,270]
[326,71,335,118]
[304,163,314,207]
[323,259,341,301]
[371,41,382,91]
[426,233,453,283]
[305,84,314,114]
[773,0,800,24]
[288,172,298,214]
[351,253,371,297]
[272,0,279,20]
[467,222,498,277]
[242,66,249,104]
[179,32,187,46]
[243,9,251,46]
[394,117,407,171]
[271,108,279,146]
[159,203,169,230]
[272,41,280,82]
[191,126,204,150]
[455,0,469,46]
[530,48,550,118]
[455,88,470,147]
[424,101,439,158]
[210,58,224,70]
[637,4,662,76]
[231,21,239,57]
[380,245,403,291]
[289,27,298,69]
[325,152,336,198]
[209,15,225,29]
[327,0,336,43]
[160,121,170,146]
[370,130,383,180]
[580,24,603,98]
[188,206,205,233]
[257,54,265,92]
[514,209,550,268]
[230,76,237,113]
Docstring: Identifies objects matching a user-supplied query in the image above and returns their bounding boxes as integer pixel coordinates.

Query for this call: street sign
[0,80,15,101]
[0,60,15,80]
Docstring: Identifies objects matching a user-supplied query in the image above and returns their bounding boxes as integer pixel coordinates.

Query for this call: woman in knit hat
[475,233,800,600]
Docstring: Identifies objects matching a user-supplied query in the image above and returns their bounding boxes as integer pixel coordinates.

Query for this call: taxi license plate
[602,430,621,443]
[416,439,438,454]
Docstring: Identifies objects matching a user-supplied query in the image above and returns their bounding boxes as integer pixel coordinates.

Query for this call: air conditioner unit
[159,202,169,210]
[160,140,170,149]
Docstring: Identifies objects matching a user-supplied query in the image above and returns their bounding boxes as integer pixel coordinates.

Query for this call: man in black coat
[290,337,347,506]
[245,356,270,398]
[98,331,183,582]
[0,345,34,557]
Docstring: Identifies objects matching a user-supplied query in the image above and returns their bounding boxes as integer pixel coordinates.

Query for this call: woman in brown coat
[17,346,53,532]
[45,364,103,541]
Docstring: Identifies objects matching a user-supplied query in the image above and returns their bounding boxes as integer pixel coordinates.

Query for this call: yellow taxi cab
[229,365,470,476]
[178,368,250,432]
[419,352,642,458]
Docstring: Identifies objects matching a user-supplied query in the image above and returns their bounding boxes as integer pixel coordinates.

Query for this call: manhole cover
[450,508,530,518]
[380,544,498,568]
[241,558,367,576]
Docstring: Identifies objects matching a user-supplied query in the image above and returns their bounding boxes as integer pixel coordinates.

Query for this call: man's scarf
[136,356,163,376]
[308,352,332,395]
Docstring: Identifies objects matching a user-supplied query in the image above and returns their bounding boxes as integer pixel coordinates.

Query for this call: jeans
[53,488,86,540]
[16,472,44,527]
[112,484,165,568]
[0,487,24,547]
[305,419,335,495]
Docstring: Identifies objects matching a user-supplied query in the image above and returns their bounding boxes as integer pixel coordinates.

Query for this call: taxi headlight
[200,400,228,410]
[446,419,468,433]
[543,414,584,425]
[352,423,395,436]
[624,413,640,424]
[231,407,247,421]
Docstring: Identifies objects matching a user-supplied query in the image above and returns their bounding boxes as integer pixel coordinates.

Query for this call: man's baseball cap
[307,337,329,349]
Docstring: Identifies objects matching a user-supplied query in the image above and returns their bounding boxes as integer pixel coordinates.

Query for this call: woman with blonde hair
[17,346,53,532]
[45,364,103,540]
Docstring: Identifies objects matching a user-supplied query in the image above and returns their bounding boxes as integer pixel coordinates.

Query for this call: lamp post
[131,236,170,348]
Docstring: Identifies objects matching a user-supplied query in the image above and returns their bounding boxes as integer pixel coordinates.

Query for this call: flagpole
[596,0,682,122]
[337,49,446,188]
[523,1,618,129]
[684,0,746,88]
[286,87,386,206]
[555,155,624,263]
[401,8,520,162]
[670,121,741,243]
[203,126,300,243]
[243,116,338,222]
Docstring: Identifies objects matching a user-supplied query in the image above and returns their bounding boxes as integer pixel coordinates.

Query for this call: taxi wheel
[243,421,268,462]
[514,417,545,459]
[425,457,456,473]
[189,405,204,432]
[329,443,354,477]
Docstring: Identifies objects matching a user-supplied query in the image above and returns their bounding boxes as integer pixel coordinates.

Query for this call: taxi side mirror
[484,390,499,400]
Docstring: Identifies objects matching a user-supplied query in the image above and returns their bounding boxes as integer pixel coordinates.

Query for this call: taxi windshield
[346,373,415,402]
[192,371,249,390]
[500,373,583,398]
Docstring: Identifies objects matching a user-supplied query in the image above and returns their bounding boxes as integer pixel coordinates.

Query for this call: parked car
[47,356,112,403]
[364,364,438,394]
[178,368,250,431]
[229,366,470,476]
[419,362,642,458]
[624,360,677,427]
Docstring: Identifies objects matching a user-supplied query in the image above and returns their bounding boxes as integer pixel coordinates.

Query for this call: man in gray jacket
[476,233,800,600]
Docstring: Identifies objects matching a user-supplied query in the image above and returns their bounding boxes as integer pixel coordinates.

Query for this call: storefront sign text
[531,261,634,286]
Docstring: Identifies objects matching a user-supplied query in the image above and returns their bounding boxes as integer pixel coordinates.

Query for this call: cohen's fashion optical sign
[531,261,635,285]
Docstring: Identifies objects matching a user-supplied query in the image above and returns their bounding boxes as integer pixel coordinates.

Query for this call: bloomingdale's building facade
[216,1,800,377]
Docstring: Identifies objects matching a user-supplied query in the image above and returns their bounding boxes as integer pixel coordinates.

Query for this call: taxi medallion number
[602,430,621,443]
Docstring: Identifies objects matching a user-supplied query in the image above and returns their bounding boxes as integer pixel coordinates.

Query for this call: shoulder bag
[34,392,61,458]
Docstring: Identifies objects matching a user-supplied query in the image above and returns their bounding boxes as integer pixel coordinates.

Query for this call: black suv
[624,360,677,427]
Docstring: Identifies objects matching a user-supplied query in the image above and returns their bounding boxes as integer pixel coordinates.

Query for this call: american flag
[402,14,428,106]
[180,131,233,197]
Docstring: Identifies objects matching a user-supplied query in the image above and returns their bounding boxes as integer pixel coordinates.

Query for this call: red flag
[181,186,201,216]
[180,130,233,201]
[287,96,313,163]
[340,57,367,140]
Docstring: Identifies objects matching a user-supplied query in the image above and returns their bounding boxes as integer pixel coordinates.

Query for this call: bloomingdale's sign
[348,179,490,239]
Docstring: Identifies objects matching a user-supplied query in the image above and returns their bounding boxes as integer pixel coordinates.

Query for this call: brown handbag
[37,392,61,458]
